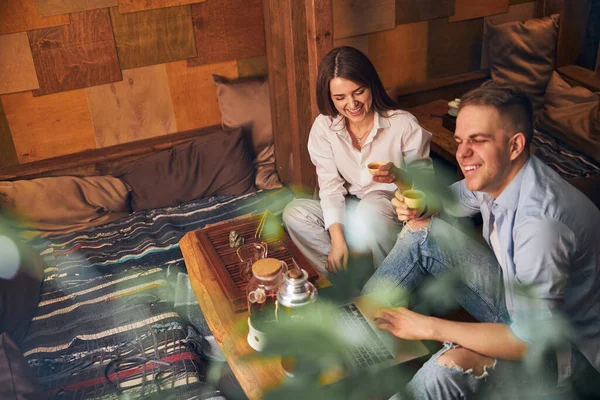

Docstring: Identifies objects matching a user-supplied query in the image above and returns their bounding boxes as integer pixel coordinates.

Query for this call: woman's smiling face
[329,77,373,124]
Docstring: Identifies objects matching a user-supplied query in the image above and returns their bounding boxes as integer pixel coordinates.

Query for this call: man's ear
[509,133,526,161]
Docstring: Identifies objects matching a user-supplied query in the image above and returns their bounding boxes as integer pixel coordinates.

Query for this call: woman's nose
[348,96,357,108]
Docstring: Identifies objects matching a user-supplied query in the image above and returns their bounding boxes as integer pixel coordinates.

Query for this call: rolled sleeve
[509,218,573,343]
[307,118,347,230]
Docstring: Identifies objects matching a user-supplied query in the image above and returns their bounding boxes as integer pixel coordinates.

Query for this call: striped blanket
[532,130,600,179]
[23,188,294,400]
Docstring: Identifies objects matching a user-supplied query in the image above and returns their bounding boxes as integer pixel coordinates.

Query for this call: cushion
[0,333,46,399]
[212,75,282,190]
[486,14,559,111]
[535,72,600,164]
[0,176,130,237]
[116,127,256,211]
[0,228,43,346]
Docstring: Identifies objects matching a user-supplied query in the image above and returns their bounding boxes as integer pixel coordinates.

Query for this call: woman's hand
[372,162,405,187]
[374,307,436,341]
[326,237,348,273]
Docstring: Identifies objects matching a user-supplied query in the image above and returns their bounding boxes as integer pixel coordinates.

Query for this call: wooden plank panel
[166,60,237,131]
[557,0,591,67]
[2,90,96,163]
[236,55,268,78]
[534,0,563,17]
[0,33,40,95]
[334,35,369,58]
[118,0,204,13]
[187,0,265,67]
[509,0,535,4]
[86,64,177,147]
[333,0,395,39]
[369,22,428,89]
[395,0,455,25]
[29,9,122,96]
[481,2,536,68]
[449,0,510,22]
[427,17,484,79]
[110,5,197,70]
[0,0,70,36]
[0,101,19,167]
[35,0,118,16]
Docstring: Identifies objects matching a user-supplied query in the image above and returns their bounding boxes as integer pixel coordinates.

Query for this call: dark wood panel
[509,0,536,4]
[118,0,203,13]
[558,64,600,91]
[0,101,19,168]
[427,17,484,79]
[0,0,70,35]
[333,0,395,39]
[556,0,591,67]
[534,0,564,17]
[263,0,327,192]
[29,9,121,96]
[449,0,510,22]
[237,55,268,78]
[395,70,490,108]
[110,5,197,70]
[35,0,118,16]
[0,124,222,181]
[0,32,40,95]
[187,0,265,67]
[395,0,454,25]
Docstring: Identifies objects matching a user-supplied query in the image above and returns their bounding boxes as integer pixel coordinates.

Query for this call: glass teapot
[246,258,287,332]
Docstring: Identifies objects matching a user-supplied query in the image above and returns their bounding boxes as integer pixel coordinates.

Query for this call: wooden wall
[0,0,268,168]
[333,0,540,90]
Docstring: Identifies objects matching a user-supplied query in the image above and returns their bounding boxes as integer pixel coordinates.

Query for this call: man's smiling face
[454,105,516,198]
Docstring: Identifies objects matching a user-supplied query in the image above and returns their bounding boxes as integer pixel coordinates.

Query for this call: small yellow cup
[367,161,388,175]
[402,189,425,210]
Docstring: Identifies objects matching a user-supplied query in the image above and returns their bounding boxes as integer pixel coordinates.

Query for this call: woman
[283,46,432,276]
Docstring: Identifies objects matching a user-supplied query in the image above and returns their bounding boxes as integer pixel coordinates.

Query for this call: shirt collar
[489,158,531,211]
[332,111,389,137]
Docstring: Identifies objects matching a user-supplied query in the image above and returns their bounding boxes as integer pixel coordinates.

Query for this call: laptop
[334,296,429,372]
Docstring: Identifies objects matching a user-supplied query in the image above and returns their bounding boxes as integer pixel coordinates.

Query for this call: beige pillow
[212,75,282,190]
[0,176,130,237]
[486,15,559,111]
[536,72,600,163]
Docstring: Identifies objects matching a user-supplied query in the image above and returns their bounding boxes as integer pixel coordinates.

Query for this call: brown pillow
[0,230,43,347]
[116,127,256,211]
[212,75,282,190]
[0,333,46,399]
[569,175,600,211]
[0,176,130,237]
[536,72,600,163]
[486,14,559,111]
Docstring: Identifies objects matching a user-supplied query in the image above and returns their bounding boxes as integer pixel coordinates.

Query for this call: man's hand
[372,162,405,187]
[326,238,348,273]
[393,190,424,221]
[374,307,436,341]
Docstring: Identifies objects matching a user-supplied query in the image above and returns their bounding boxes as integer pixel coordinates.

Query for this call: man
[364,83,600,399]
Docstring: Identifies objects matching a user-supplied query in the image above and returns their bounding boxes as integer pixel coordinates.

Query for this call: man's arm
[374,307,527,360]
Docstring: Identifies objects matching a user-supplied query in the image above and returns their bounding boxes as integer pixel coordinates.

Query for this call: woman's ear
[509,132,526,161]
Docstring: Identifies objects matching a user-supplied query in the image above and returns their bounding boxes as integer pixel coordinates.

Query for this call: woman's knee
[282,199,322,230]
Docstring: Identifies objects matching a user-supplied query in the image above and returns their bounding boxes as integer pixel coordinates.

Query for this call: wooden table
[180,225,329,400]
[407,99,458,167]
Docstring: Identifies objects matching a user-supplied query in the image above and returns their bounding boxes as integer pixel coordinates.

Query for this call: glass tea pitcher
[236,241,268,282]
[246,258,287,351]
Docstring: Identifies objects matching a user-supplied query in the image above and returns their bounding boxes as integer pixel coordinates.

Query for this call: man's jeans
[363,217,565,399]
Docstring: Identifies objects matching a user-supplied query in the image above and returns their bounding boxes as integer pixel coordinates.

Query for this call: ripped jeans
[363,217,527,399]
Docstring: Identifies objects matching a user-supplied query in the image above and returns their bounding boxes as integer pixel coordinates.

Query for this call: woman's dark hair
[316,46,399,117]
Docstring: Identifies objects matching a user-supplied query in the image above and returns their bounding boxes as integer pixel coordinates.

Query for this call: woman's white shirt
[307,110,432,230]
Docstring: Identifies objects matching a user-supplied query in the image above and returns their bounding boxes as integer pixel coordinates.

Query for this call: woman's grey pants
[282,191,403,275]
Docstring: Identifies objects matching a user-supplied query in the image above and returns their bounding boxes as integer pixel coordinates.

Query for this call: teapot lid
[252,258,282,279]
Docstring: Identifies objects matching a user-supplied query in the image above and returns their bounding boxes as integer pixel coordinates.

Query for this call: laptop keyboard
[336,303,395,370]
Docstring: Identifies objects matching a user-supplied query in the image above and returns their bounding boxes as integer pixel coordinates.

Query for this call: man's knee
[282,199,321,231]
[436,347,496,378]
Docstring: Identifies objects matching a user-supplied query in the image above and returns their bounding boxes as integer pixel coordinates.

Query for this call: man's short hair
[459,82,534,148]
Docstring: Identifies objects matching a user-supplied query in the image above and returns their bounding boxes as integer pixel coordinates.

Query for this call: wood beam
[263,0,333,193]
[556,0,591,67]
